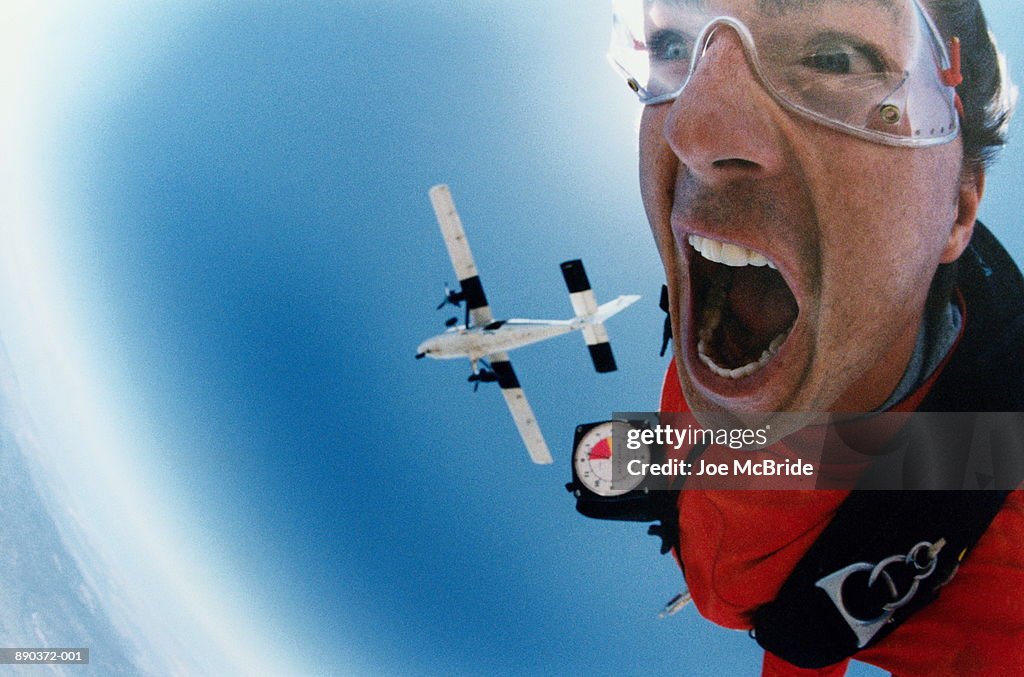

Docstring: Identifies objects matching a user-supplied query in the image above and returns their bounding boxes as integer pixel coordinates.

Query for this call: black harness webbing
[752,490,1010,667]
[752,223,1024,667]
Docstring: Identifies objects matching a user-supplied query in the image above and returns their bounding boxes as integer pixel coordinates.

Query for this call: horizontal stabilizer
[561,259,599,318]
[586,295,641,326]
[560,256,640,374]
[579,296,640,372]
[588,342,617,373]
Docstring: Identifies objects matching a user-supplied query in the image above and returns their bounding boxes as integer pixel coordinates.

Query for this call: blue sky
[3,2,1024,674]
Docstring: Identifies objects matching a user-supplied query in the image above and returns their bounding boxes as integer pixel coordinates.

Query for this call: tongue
[726,266,797,343]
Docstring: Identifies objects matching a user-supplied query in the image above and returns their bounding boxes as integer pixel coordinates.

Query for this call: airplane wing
[428,185,494,327]
[428,185,550,464]
[487,351,553,465]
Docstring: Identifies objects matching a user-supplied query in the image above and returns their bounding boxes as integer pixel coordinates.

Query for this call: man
[610,0,1022,674]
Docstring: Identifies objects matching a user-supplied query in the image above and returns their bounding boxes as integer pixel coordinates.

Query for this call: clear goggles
[609,0,963,147]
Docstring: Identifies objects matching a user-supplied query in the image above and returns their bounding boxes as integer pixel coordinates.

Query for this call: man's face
[640,22,970,415]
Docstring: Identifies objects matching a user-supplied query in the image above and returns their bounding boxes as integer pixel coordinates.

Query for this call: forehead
[648,0,898,12]
[645,0,907,35]
[759,0,896,8]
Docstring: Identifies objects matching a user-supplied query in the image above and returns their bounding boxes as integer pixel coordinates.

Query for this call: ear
[939,167,984,263]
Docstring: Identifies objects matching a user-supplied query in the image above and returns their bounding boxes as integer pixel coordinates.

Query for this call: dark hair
[927,0,1017,174]
[921,3,1014,320]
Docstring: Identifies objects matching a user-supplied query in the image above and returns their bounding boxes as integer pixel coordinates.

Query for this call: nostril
[713,158,759,170]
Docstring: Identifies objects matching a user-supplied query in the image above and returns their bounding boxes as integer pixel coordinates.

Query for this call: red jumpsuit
[660,365,1024,676]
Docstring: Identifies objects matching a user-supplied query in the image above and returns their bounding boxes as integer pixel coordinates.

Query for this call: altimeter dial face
[573,421,650,497]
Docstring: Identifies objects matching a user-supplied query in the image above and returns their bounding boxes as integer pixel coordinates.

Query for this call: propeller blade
[437,283,460,310]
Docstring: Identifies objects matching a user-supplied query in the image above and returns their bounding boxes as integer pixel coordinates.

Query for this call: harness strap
[752,490,1009,668]
[752,223,1024,667]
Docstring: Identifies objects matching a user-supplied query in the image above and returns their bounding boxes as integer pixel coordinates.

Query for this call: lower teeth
[696,275,791,380]
[697,330,789,379]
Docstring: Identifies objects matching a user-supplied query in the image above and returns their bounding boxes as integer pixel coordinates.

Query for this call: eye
[800,40,885,76]
[648,30,692,63]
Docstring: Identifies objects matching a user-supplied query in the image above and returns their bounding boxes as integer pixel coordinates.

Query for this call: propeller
[436,283,465,310]
[467,359,498,392]
[660,284,673,357]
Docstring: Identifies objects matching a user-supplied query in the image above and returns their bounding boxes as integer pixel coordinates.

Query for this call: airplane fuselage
[417,318,581,362]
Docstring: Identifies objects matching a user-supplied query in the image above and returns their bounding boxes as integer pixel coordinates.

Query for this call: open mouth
[689,234,798,379]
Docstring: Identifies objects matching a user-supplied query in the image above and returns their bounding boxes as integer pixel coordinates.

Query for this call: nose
[661,25,787,183]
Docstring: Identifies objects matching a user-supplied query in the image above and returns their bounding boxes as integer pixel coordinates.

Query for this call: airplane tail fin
[590,294,642,325]
[560,259,639,373]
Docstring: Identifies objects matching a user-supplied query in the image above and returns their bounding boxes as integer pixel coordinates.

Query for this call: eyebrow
[757,0,895,10]
[651,0,896,10]
[645,0,706,9]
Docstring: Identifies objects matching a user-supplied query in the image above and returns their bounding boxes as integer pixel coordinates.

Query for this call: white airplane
[416,184,640,464]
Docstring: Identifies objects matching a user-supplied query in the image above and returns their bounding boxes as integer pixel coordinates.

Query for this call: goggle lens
[609,0,960,146]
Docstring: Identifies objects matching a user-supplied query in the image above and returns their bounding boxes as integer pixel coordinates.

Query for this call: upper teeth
[688,235,776,269]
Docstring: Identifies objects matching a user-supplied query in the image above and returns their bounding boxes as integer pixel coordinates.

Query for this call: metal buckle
[815,539,945,648]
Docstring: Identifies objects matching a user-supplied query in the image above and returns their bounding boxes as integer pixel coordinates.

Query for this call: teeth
[697,328,790,379]
[689,234,776,269]
[702,237,722,263]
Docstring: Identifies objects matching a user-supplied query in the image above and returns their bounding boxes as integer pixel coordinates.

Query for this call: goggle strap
[940,37,965,117]
[940,37,963,88]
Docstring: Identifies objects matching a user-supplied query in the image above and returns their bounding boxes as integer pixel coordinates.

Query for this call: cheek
[810,146,960,306]
[638,106,680,264]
